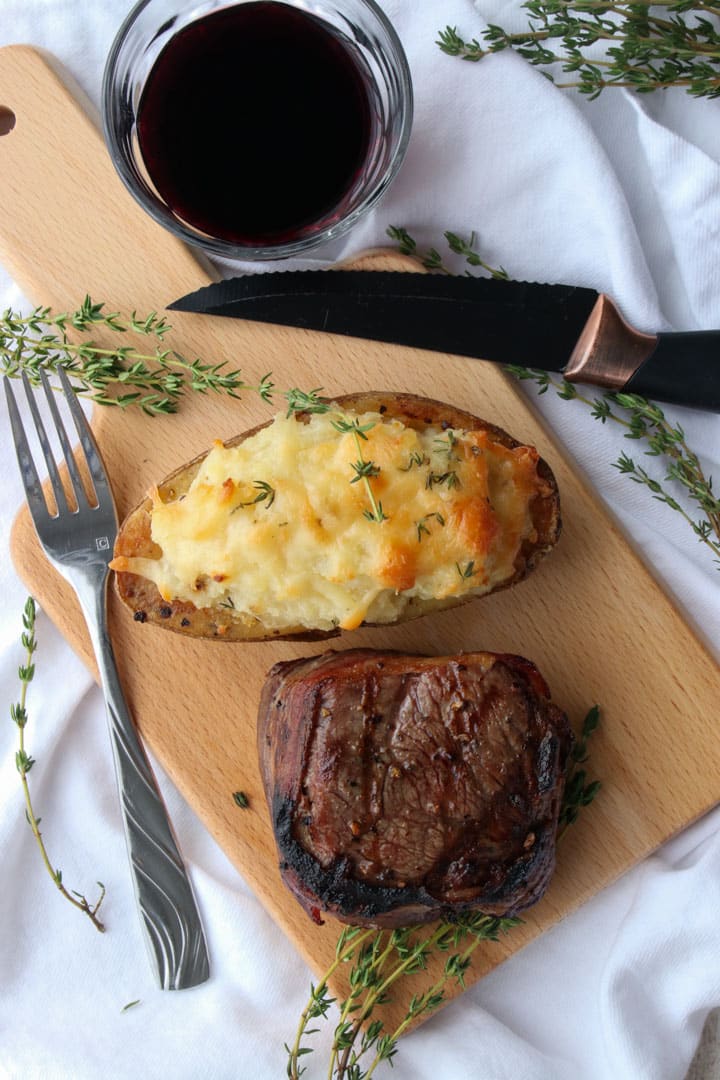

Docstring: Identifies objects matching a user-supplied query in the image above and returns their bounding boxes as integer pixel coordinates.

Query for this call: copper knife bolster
[563,294,657,390]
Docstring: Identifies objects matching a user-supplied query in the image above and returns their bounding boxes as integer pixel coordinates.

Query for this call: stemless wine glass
[102,0,413,260]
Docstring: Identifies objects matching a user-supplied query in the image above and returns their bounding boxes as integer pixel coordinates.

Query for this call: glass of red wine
[102,0,413,260]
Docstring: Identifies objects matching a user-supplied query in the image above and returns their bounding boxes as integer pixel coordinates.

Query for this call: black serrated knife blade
[168,271,720,412]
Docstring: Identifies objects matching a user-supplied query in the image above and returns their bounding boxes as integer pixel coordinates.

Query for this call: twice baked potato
[110,392,561,640]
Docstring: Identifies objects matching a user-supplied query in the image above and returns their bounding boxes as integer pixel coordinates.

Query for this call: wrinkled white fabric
[0,2,718,1078]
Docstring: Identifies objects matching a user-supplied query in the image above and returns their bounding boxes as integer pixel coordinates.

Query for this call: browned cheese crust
[112,393,561,640]
[258,648,573,928]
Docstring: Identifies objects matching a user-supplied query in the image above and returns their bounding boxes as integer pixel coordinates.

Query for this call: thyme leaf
[237,480,276,510]
[332,417,375,440]
[456,559,477,580]
[350,460,381,483]
[399,450,429,472]
[433,430,460,458]
[427,470,460,491]
[363,501,389,524]
[416,512,446,541]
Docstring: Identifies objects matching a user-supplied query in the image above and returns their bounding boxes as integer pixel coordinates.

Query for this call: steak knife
[168,271,720,412]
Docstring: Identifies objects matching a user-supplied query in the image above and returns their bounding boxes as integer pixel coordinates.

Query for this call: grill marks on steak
[258,650,572,928]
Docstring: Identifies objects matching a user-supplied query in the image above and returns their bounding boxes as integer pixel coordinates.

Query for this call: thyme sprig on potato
[332,415,388,523]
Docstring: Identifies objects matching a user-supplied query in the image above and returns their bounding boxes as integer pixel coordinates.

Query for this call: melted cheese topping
[114,411,547,631]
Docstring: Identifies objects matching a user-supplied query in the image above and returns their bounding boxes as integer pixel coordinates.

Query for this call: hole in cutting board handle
[0,106,16,135]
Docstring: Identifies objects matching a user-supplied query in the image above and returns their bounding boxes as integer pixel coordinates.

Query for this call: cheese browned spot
[110,411,550,632]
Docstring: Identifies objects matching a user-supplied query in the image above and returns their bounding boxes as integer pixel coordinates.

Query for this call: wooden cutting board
[2,45,719,1034]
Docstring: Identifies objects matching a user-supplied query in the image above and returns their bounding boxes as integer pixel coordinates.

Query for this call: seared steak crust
[258,649,572,928]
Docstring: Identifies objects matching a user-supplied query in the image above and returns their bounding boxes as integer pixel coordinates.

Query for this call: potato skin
[112,392,561,640]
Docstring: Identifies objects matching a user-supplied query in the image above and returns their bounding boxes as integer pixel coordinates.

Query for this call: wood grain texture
[2,45,719,1031]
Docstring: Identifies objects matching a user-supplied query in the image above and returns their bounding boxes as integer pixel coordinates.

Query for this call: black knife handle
[623,331,720,412]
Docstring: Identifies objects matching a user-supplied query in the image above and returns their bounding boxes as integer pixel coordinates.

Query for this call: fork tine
[19,372,74,516]
[34,368,94,510]
[57,366,113,510]
[18,372,72,516]
[3,376,55,524]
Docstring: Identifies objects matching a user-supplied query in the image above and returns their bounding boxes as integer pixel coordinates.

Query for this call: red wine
[137,2,374,245]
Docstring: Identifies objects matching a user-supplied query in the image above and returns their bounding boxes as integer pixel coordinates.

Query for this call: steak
[258,649,573,928]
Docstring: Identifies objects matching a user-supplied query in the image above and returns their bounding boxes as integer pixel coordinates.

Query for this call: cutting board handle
[0,45,212,311]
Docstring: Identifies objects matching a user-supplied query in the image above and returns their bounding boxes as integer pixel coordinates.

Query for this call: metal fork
[5,367,210,990]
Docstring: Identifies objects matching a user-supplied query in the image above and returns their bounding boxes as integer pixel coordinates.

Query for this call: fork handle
[78,572,210,991]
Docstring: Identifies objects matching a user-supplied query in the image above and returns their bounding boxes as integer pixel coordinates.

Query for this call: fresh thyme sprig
[0,301,281,415]
[11,598,106,932]
[286,926,375,1077]
[282,389,389,523]
[358,915,521,1079]
[437,4,720,99]
[508,368,720,565]
[286,706,601,1079]
[0,295,262,415]
[288,917,521,1080]
[387,225,508,279]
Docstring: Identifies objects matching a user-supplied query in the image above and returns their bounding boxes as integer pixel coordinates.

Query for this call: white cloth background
[0,1,719,1078]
